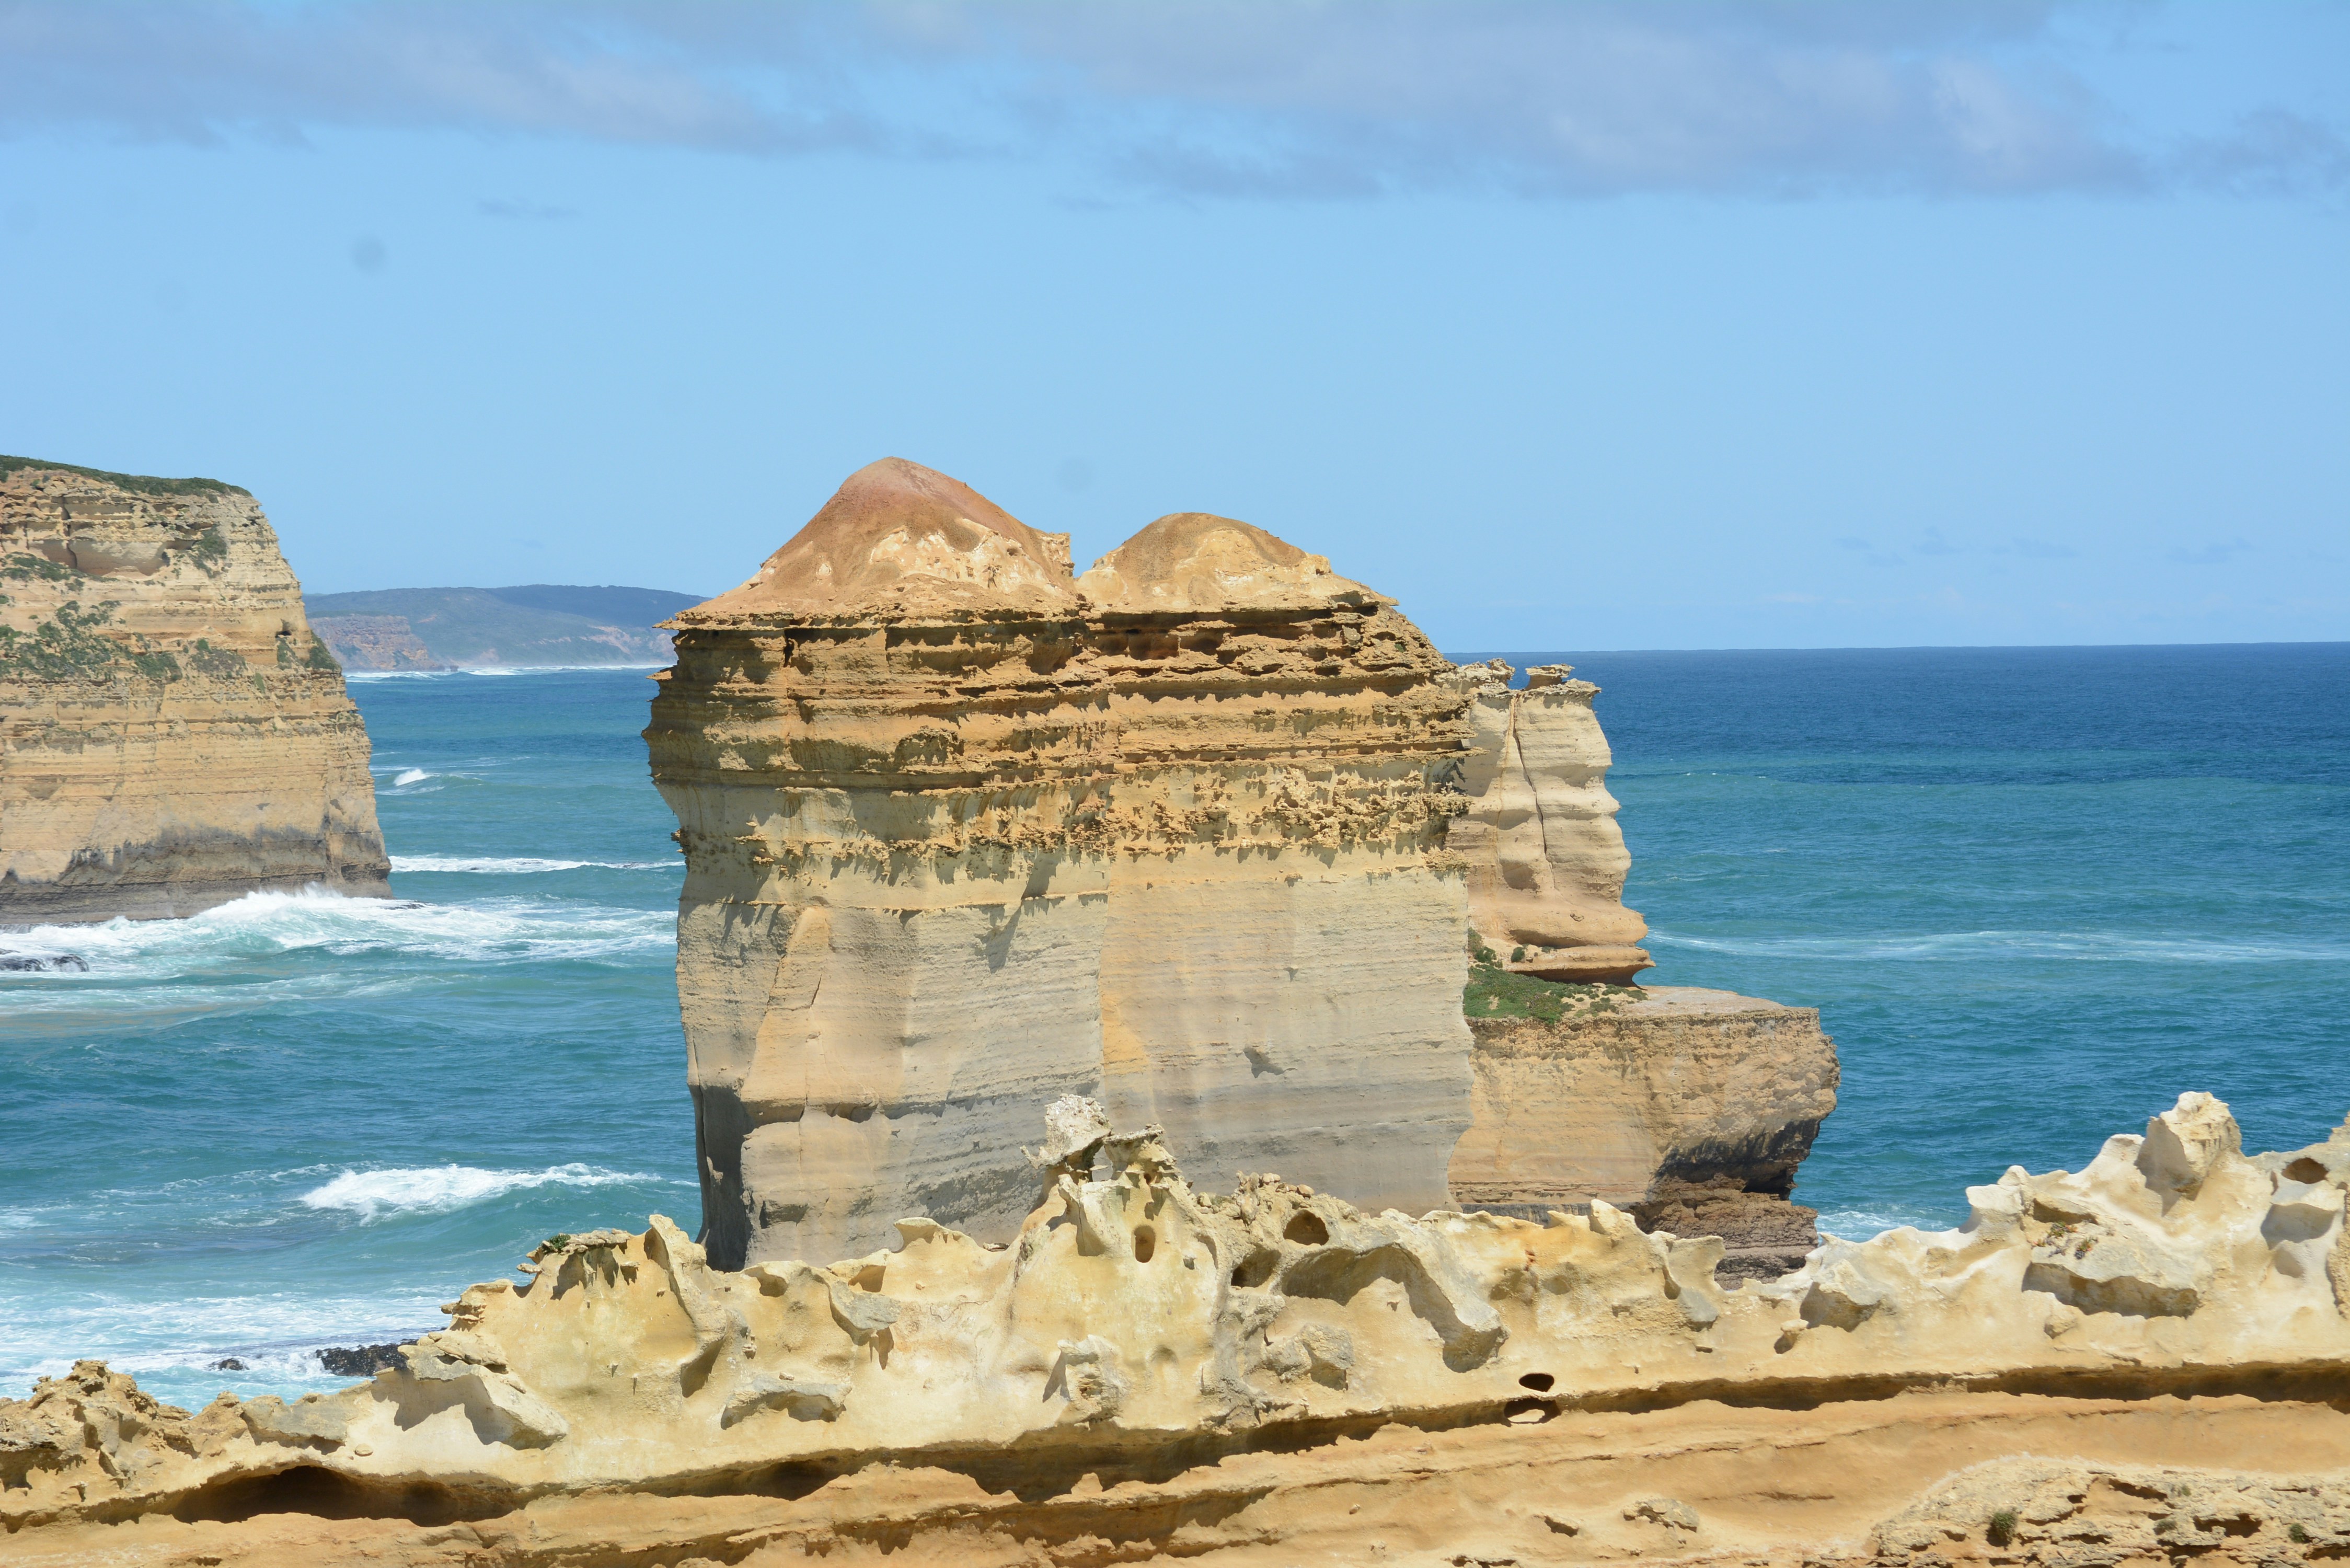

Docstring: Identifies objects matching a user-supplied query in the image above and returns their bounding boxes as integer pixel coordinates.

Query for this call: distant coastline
[305,583,705,671]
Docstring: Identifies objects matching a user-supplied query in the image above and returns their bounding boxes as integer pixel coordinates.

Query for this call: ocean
[4,644,2346,1408]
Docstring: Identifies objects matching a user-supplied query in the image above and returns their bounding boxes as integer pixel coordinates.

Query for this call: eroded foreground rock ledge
[4,1092,2345,1565]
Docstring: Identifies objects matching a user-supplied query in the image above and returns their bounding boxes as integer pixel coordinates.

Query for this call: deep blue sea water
[4,645,2346,1406]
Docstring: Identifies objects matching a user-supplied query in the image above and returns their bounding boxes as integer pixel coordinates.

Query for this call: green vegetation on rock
[0,454,248,497]
[1462,930,1643,1022]
[187,638,247,680]
[0,601,169,682]
[2,552,80,584]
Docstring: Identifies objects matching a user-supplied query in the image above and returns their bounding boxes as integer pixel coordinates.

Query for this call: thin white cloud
[0,1,2337,200]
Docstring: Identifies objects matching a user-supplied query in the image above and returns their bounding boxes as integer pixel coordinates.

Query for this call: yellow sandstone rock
[1447,656,1653,981]
[646,459,1484,1265]
[0,457,387,919]
[1453,985,1840,1276]
[3,1093,2344,1565]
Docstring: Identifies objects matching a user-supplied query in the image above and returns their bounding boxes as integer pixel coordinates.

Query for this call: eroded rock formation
[1448,657,1652,982]
[4,1094,2344,1565]
[0,457,388,920]
[1453,984,1839,1276]
[646,459,1480,1266]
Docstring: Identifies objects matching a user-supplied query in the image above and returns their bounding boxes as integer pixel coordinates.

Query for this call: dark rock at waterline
[210,1357,248,1371]
[317,1342,410,1377]
[0,952,88,972]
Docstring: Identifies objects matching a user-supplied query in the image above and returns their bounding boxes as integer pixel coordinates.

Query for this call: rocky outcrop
[646,459,1480,1266]
[1451,983,1839,1276]
[309,614,447,672]
[1877,1456,2350,1563]
[0,457,389,921]
[4,1094,2344,1565]
[646,460,1686,1271]
[1449,658,1651,982]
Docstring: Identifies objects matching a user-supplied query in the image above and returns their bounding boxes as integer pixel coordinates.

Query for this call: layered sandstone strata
[0,458,388,920]
[1452,984,1839,1276]
[6,1094,2344,1565]
[1448,658,1651,982]
[646,460,1477,1266]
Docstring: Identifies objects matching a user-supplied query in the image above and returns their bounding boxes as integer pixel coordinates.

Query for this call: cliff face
[1452,984,1839,1276]
[646,460,1477,1267]
[307,614,447,672]
[0,457,388,921]
[7,1094,2344,1566]
[1448,658,1651,982]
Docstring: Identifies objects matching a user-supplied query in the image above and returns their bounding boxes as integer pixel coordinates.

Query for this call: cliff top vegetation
[0,454,249,498]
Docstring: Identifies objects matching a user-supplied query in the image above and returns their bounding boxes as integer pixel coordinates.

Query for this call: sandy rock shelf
[6,1093,2345,1564]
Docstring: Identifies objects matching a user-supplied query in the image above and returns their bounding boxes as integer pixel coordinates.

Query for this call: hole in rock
[1284,1213,1329,1247]
[1519,1373,1556,1392]
[1133,1226,1156,1263]
[1230,1251,1278,1289]
[2284,1157,2330,1184]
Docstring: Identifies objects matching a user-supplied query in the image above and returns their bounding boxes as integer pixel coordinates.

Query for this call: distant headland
[305,584,706,671]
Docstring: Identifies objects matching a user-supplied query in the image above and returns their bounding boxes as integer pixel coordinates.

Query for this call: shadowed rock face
[648,463,1480,1266]
[0,459,388,921]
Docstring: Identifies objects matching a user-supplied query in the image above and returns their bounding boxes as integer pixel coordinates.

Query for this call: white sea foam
[392,768,432,786]
[1815,1206,1962,1242]
[300,1162,656,1221]
[459,663,669,676]
[0,1286,454,1401]
[390,855,676,874]
[1646,928,2350,964]
[1,889,674,996]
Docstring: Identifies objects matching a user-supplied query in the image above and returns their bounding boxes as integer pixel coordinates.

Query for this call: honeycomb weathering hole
[1518,1372,1556,1392]
[1133,1226,1156,1263]
[1284,1213,1329,1246]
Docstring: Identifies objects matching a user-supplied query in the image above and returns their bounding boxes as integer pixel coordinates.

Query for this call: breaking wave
[300,1163,656,1221]
[0,1287,454,1404]
[462,663,668,676]
[391,768,432,786]
[0,888,673,987]
[1814,1205,1961,1242]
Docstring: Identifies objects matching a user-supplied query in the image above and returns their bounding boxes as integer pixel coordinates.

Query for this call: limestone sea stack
[0,457,388,921]
[1448,656,1652,982]
[646,459,1483,1265]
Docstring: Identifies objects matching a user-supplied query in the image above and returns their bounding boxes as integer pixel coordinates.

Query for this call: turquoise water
[4,645,2346,1406]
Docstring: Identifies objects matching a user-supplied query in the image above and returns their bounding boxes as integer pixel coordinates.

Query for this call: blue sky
[3,1,2344,649]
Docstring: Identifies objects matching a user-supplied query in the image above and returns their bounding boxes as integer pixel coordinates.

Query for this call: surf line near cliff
[646,457,1836,1272]
[0,455,389,922]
